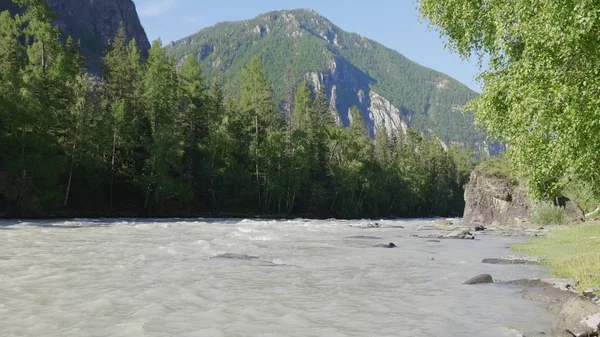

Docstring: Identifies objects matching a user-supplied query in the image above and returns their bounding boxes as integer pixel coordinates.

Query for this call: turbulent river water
[0,218,553,337]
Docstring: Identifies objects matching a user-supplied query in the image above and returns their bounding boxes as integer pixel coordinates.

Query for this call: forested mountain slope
[167,9,495,153]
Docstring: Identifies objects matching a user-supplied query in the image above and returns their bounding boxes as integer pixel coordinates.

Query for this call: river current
[0,218,553,337]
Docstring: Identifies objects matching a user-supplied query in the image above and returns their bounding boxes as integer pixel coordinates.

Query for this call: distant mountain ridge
[167,9,496,153]
[0,0,150,74]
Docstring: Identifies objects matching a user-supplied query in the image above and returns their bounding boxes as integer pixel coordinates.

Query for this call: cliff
[463,162,585,226]
[0,0,151,74]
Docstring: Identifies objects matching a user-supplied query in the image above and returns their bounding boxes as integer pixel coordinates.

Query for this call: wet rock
[507,278,579,293]
[552,297,600,337]
[211,254,260,260]
[346,236,383,240]
[503,279,579,313]
[374,242,397,248]
[474,224,486,231]
[428,230,475,240]
[482,257,542,265]
[464,274,494,285]
[367,222,381,228]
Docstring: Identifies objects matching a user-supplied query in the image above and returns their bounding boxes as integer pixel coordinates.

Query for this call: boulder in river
[367,222,381,228]
[428,230,475,240]
[552,297,600,337]
[374,242,397,248]
[464,274,494,285]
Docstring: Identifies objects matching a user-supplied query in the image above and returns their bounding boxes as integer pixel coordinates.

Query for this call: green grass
[476,157,518,184]
[531,202,567,226]
[513,223,600,293]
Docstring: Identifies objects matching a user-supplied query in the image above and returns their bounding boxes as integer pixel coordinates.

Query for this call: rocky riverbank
[427,219,600,337]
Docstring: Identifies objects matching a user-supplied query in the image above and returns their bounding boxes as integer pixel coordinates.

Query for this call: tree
[102,23,144,210]
[142,39,186,211]
[178,55,208,207]
[418,0,600,200]
[238,56,283,211]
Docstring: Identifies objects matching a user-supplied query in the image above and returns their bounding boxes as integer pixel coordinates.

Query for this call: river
[0,218,553,336]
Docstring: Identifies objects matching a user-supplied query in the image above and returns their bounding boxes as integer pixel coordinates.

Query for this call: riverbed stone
[464,274,494,285]
[552,297,600,337]
[482,257,541,265]
[374,242,397,248]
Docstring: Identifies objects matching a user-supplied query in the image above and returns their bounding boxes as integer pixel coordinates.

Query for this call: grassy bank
[513,223,600,293]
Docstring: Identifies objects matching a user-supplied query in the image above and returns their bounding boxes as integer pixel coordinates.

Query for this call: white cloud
[140,0,177,17]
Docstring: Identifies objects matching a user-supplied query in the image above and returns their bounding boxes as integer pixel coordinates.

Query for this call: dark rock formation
[464,274,494,285]
[0,0,151,74]
[552,297,600,337]
[557,196,585,224]
[374,242,396,248]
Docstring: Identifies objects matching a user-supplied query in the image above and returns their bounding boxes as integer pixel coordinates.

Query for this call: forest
[0,1,476,218]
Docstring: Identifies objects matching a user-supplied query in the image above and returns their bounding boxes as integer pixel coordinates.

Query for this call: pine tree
[178,55,208,203]
[142,39,186,211]
[238,56,282,211]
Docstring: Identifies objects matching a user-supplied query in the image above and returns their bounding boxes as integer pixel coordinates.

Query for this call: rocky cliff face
[305,57,408,137]
[463,167,585,226]
[0,0,150,74]
[463,169,531,227]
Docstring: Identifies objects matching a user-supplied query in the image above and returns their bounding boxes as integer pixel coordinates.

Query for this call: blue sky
[132,0,482,91]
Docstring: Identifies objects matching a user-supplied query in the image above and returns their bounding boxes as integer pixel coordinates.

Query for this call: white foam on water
[0,218,554,337]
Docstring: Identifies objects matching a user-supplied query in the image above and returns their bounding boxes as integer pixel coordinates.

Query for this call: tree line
[0,0,475,218]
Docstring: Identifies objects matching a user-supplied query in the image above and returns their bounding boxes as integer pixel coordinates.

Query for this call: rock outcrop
[557,196,586,224]
[552,297,600,337]
[463,165,585,226]
[463,168,531,227]
[0,0,151,74]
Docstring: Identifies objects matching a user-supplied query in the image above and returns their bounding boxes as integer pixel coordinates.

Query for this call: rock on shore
[463,165,585,226]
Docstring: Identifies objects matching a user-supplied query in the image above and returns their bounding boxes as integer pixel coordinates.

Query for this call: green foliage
[476,156,517,182]
[166,9,485,150]
[418,0,600,201]
[562,177,600,213]
[531,202,567,227]
[0,3,477,218]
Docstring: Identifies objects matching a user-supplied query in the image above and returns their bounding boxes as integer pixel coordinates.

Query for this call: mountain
[166,9,494,153]
[0,0,150,74]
